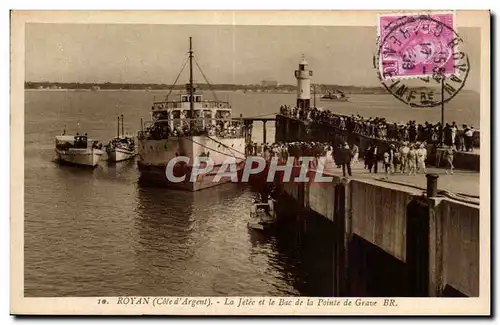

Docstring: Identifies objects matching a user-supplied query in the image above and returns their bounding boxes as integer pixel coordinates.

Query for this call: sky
[25,24,481,91]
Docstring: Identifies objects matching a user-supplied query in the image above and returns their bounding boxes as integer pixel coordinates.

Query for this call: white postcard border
[10,10,491,316]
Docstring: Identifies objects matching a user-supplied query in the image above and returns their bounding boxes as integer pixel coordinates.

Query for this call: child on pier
[383,151,391,176]
[445,145,456,175]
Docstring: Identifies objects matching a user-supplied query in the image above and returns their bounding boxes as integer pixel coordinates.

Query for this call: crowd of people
[280,105,478,152]
[139,120,244,140]
[247,139,457,177]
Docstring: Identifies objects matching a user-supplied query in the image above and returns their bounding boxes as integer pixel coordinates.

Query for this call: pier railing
[275,114,480,171]
[278,112,480,149]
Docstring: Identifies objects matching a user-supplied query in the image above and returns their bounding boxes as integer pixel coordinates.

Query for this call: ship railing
[137,117,247,140]
[152,117,239,122]
[152,101,231,110]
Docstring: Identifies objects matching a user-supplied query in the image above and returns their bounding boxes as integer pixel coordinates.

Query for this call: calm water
[24,90,479,297]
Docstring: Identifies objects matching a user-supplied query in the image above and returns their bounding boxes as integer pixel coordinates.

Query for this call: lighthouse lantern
[294,55,313,110]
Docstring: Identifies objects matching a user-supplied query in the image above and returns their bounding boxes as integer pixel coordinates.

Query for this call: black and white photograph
[10,10,491,315]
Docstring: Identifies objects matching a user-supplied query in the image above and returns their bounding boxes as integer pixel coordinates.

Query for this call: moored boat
[137,37,246,191]
[107,138,136,162]
[247,199,277,231]
[106,114,136,162]
[55,133,104,167]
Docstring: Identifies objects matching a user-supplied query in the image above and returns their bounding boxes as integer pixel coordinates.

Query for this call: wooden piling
[262,121,267,144]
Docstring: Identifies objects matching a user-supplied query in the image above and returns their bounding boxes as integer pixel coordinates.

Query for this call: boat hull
[137,161,246,191]
[247,220,275,231]
[137,135,246,191]
[55,148,104,167]
[107,147,136,162]
[247,209,276,232]
[320,98,349,102]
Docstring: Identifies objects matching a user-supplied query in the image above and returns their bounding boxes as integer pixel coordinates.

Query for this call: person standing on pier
[465,126,474,152]
[451,122,458,147]
[383,151,391,176]
[334,143,343,168]
[459,124,467,151]
[399,142,409,174]
[368,143,379,174]
[407,144,417,175]
[325,145,334,164]
[265,145,274,162]
[444,123,453,147]
[351,142,359,166]
[363,144,372,169]
[393,148,401,173]
[340,142,352,177]
[386,144,396,173]
[445,145,456,175]
[416,143,428,174]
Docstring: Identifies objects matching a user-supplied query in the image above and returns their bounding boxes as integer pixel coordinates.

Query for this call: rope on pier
[375,177,479,205]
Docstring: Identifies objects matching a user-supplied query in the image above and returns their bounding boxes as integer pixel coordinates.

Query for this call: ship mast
[189,37,194,129]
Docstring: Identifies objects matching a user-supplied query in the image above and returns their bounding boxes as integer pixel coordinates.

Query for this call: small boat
[106,114,136,162]
[55,133,104,167]
[320,90,349,102]
[247,200,277,231]
[106,137,136,162]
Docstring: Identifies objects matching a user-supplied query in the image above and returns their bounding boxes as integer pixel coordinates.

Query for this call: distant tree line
[25,81,294,91]
[25,81,452,95]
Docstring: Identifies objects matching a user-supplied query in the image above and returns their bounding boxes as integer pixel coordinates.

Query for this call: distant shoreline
[24,81,478,96]
[24,88,479,96]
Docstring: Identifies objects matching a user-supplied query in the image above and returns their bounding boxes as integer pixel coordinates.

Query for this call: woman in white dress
[407,144,417,176]
[399,142,410,174]
[416,143,427,174]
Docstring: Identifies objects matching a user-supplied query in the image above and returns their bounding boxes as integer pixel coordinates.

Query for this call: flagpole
[440,77,445,146]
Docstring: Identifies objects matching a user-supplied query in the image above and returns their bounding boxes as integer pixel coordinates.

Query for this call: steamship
[137,37,246,191]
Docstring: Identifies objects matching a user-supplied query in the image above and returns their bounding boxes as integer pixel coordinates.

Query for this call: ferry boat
[320,90,349,102]
[55,133,104,167]
[137,37,246,191]
[106,114,136,162]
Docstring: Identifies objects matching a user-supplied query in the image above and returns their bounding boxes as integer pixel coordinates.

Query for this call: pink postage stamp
[378,12,456,80]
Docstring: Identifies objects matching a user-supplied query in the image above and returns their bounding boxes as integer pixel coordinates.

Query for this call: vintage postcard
[11,10,491,315]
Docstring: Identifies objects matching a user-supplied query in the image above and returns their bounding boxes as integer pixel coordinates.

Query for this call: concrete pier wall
[277,172,480,297]
[350,180,414,262]
[306,178,340,222]
[429,198,480,297]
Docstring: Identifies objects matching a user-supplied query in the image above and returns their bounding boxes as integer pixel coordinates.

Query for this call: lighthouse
[294,55,313,110]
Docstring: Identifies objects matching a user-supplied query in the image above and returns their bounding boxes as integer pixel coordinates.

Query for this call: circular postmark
[373,14,470,107]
